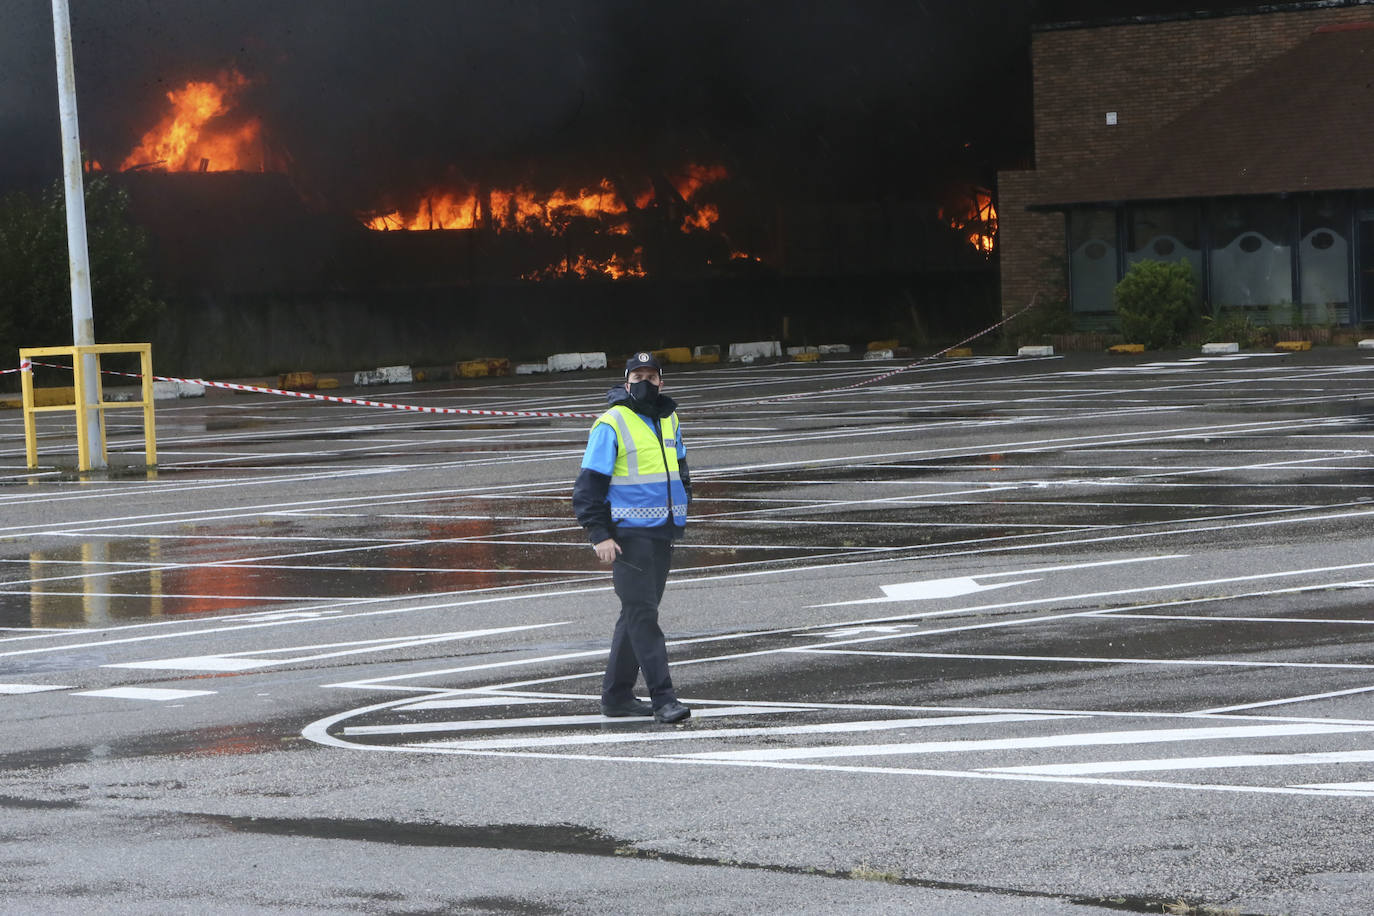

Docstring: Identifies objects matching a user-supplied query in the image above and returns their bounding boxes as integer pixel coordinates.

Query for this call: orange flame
[362,164,736,280]
[365,191,481,231]
[523,248,647,281]
[669,163,729,201]
[670,164,727,231]
[683,203,719,231]
[940,188,998,255]
[362,165,728,236]
[367,179,637,234]
[120,70,267,172]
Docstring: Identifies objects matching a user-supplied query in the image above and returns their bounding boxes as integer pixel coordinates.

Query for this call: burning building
[86,43,999,376]
[357,164,740,282]
[119,69,283,174]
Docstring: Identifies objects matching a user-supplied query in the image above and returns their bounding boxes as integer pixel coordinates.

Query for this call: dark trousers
[602,535,676,707]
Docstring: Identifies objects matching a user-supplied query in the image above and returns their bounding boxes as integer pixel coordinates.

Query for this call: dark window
[1126,204,1201,285]
[1209,198,1291,311]
[1068,208,1117,312]
[1298,195,1350,322]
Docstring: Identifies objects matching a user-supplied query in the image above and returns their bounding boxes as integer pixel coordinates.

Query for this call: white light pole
[51,0,105,468]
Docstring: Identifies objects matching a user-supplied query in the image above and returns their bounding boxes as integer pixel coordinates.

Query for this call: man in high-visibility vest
[573,351,692,723]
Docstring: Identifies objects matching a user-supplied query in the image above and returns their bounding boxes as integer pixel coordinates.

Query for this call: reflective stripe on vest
[594,405,688,527]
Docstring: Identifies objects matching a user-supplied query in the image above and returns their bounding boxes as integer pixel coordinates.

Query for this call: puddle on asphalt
[203,410,270,432]
[2,485,902,627]
[0,505,586,627]
[0,715,314,774]
[0,794,82,810]
[208,815,623,854]
[5,461,1360,629]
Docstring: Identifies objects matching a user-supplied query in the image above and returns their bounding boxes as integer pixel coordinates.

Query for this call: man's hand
[593,538,622,563]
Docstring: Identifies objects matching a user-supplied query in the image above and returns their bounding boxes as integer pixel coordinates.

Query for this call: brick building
[998,0,1374,328]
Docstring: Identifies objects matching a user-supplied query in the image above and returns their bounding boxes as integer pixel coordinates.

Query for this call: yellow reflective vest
[592,404,688,529]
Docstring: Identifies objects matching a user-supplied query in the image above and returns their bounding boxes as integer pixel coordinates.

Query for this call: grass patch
[849,863,903,884]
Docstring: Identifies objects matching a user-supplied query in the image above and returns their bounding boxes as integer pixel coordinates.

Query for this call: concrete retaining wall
[139,274,997,378]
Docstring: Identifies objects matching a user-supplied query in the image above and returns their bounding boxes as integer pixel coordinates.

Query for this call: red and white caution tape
[25,362,600,420]
[772,293,1042,401]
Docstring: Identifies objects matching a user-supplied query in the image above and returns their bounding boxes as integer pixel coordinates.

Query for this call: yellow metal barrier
[20,343,156,471]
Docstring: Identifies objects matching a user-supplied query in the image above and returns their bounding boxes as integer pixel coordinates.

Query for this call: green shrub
[0,175,162,350]
[1004,294,1073,346]
[1201,310,1266,349]
[1113,260,1197,349]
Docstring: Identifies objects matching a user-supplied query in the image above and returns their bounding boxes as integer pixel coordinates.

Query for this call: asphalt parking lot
[4,348,1374,914]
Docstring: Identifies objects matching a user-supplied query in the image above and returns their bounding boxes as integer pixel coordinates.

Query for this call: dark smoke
[1,1,1264,205]
[2,1,1039,201]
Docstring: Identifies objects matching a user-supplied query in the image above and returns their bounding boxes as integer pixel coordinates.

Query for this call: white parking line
[396,696,568,711]
[343,705,788,736]
[1088,613,1374,625]
[670,722,1374,763]
[0,683,70,694]
[988,749,1374,777]
[104,622,563,672]
[792,648,1374,671]
[413,712,1074,752]
[74,687,215,701]
[1196,683,1374,714]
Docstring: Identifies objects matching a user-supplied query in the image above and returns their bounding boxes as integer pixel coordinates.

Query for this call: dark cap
[624,351,662,377]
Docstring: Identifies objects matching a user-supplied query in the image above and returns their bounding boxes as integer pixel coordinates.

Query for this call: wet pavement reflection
[4,438,1373,631]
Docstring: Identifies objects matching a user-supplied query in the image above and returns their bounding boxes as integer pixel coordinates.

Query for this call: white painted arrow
[806,556,1185,608]
[813,625,916,638]
[811,576,1040,607]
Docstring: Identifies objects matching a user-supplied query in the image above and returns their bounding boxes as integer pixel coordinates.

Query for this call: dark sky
[0,0,1257,208]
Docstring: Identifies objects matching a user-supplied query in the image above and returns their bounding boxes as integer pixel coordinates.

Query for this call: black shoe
[601,697,654,717]
[653,700,691,723]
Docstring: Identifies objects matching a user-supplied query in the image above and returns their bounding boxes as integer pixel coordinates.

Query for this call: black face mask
[628,379,659,406]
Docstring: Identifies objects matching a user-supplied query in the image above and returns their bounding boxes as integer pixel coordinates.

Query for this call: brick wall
[999,2,1374,316]
[997,170,1064,317]
[1034,5,1374,170]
